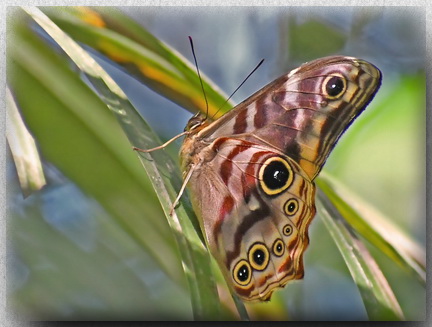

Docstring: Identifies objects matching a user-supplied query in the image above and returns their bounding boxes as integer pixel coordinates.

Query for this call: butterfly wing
[197,56,381,180]
[180,56,381,301]
[186,138,316,301]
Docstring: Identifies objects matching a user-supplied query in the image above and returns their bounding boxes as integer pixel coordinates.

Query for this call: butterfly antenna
[211,58,264,120]
[189,36,209,120]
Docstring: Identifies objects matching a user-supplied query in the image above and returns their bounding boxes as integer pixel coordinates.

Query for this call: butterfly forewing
[196,56,381,180]
[179,55,381,301]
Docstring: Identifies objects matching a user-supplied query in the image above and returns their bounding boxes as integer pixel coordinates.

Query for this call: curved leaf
[316,189,404,321]
[17,6,225,320]
[317,173,425,285]
[6,86,46,196]
[42,6,233,118]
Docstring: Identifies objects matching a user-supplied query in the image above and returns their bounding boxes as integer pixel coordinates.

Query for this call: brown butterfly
[137,55,381,301]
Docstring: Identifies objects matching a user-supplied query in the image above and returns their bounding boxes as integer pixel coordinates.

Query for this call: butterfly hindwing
[185,138,316,301]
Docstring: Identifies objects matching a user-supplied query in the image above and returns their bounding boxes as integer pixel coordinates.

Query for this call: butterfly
[137,55,381,301]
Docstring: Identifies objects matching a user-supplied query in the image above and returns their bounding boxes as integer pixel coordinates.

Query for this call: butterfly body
[179,56,381,301]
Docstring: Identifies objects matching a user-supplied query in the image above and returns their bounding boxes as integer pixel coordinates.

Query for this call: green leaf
[9,4,182,291]
[9,193,191,319]
[316,189,404,320]
[42,6,233,118]
[317,173,425,285]
[15,6,225,320]
[6,86,46,196]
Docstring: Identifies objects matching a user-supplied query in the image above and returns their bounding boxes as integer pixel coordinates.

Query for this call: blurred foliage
[6,6,425,321]
[41,6,233,118]
[288,19,346,61]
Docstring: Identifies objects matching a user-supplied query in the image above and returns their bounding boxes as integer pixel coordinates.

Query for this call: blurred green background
[6,6,425,321]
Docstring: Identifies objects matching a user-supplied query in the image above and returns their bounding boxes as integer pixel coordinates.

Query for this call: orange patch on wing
[220,195,235,220]
[213,195,235,245]
[278,256,293,275]
[258,273,274,288]
[234,285,254,298]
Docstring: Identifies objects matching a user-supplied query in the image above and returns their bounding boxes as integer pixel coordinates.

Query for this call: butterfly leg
[169,162,197,216]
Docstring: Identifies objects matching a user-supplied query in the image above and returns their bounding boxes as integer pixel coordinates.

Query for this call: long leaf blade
[42,6,233,118]
[20,6,223,320]
[6,86,46,196]
[8,8,182,284]
[317,173,425,285]
[316,190,404,320]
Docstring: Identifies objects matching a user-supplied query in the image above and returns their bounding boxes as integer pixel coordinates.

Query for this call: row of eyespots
[257,155,301,217]
[258,157,300,217]
[232,223,294,286]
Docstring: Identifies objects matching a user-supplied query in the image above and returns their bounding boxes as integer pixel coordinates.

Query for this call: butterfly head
[184,112,208,133]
